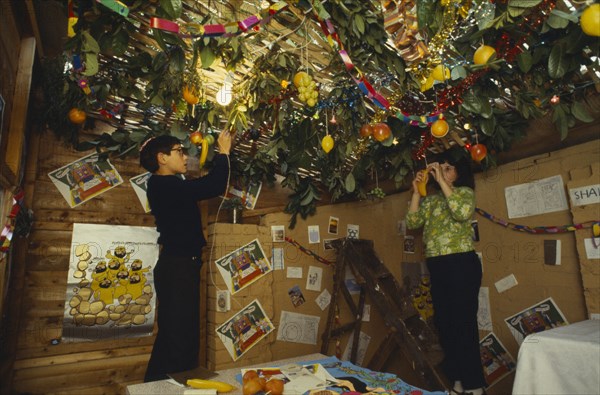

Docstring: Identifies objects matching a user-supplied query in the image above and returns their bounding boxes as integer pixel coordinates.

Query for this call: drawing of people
[91,260,109,293]
[126,273,144,299]
[129,259,149,287]
[94,278,115,305]
[113,270,130,299]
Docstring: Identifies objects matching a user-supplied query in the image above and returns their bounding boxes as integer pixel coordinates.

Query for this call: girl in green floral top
[406,152,486,395]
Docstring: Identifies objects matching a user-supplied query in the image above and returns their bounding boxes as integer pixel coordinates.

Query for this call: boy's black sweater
[146,154,229,257]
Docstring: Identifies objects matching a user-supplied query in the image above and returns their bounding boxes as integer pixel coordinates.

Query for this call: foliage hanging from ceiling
[43,0,599,226]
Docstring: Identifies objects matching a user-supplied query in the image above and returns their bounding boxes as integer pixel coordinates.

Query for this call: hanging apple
[360,124,373,138]
[189,131,203,145]
[470,143,488,162]
[372,123,391,142]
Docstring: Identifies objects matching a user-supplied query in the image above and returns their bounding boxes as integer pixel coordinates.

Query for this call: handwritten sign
[569,184,600,207]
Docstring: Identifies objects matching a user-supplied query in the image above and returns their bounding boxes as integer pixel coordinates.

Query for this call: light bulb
[215,74,233,106]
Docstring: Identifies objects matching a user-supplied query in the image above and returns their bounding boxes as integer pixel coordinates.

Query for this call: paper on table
[279,364,328,394]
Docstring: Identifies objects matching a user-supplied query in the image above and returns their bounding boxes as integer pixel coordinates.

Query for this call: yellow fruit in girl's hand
[580,4,600,37]
[432,64,450,81]
[417,169,429,197]
[473,45,496,65]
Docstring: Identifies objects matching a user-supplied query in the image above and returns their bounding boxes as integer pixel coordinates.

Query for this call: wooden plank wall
[6,130,156,394]
[2,126,290,394]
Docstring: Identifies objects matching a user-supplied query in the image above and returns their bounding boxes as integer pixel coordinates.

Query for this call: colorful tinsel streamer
[475,207,598,234]
[284,237,334,266]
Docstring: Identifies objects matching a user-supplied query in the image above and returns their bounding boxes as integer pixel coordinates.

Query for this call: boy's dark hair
[430,148,476,190]
[140,135,182,173]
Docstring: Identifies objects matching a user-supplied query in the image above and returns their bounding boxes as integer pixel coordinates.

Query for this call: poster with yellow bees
[62,223,159,341]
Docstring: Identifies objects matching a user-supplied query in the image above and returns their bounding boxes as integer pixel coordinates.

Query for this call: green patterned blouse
[406,186,475,258]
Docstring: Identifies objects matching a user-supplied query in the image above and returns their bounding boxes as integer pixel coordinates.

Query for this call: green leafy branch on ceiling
[41,0,599,226]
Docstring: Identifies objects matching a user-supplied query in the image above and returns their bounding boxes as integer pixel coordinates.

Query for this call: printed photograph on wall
[130,172,151,213]
[479,332,516,387]
[48,152,123,208]
[215,238,272,294]
[216,299,274,361]
[224,180,262,209]
[62,223,160,341]
[504,297,568,345]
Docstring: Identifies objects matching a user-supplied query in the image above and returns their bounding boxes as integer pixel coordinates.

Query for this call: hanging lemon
[473,45,496,65]
[321,135,334,153]
[432,64,450,81]
[420,74,435,92]
[580,4,600,37]
[431,119,449,138]
[183,86,200,105]
[68,108,86,124]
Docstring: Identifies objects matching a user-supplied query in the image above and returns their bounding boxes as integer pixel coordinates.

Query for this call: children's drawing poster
[215,238,272,294]
[216,299,274,361]
[504,297,568,345]
[62,223,159,341]
[130,172,151,213]
[479,332,516,388]
[225,180,262,209]
[48,153,123,208]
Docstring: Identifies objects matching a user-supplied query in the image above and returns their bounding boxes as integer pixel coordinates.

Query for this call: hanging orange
[431,119,449,138]
[372,123,391,142]
[183,86,200,105]
[470,143,488,162]
[68,108,86,124]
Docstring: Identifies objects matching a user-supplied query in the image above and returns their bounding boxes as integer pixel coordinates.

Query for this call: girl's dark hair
[139,135,182,173]
[430,148,475,190]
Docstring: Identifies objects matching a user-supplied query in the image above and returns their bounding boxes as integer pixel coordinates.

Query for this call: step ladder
[320,238,446,391]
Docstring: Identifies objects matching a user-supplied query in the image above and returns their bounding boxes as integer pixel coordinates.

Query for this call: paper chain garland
[0,189,25,253]
[308,0,390,110]
[150,2,287,38]
[284,237,334,266]
[475,207,598,235]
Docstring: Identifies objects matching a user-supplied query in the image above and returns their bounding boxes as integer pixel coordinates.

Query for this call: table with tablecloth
[512,319,600,395]
[127,352,446,395]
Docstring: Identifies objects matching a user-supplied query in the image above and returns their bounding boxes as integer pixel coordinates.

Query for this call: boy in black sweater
[139,131,232,382]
